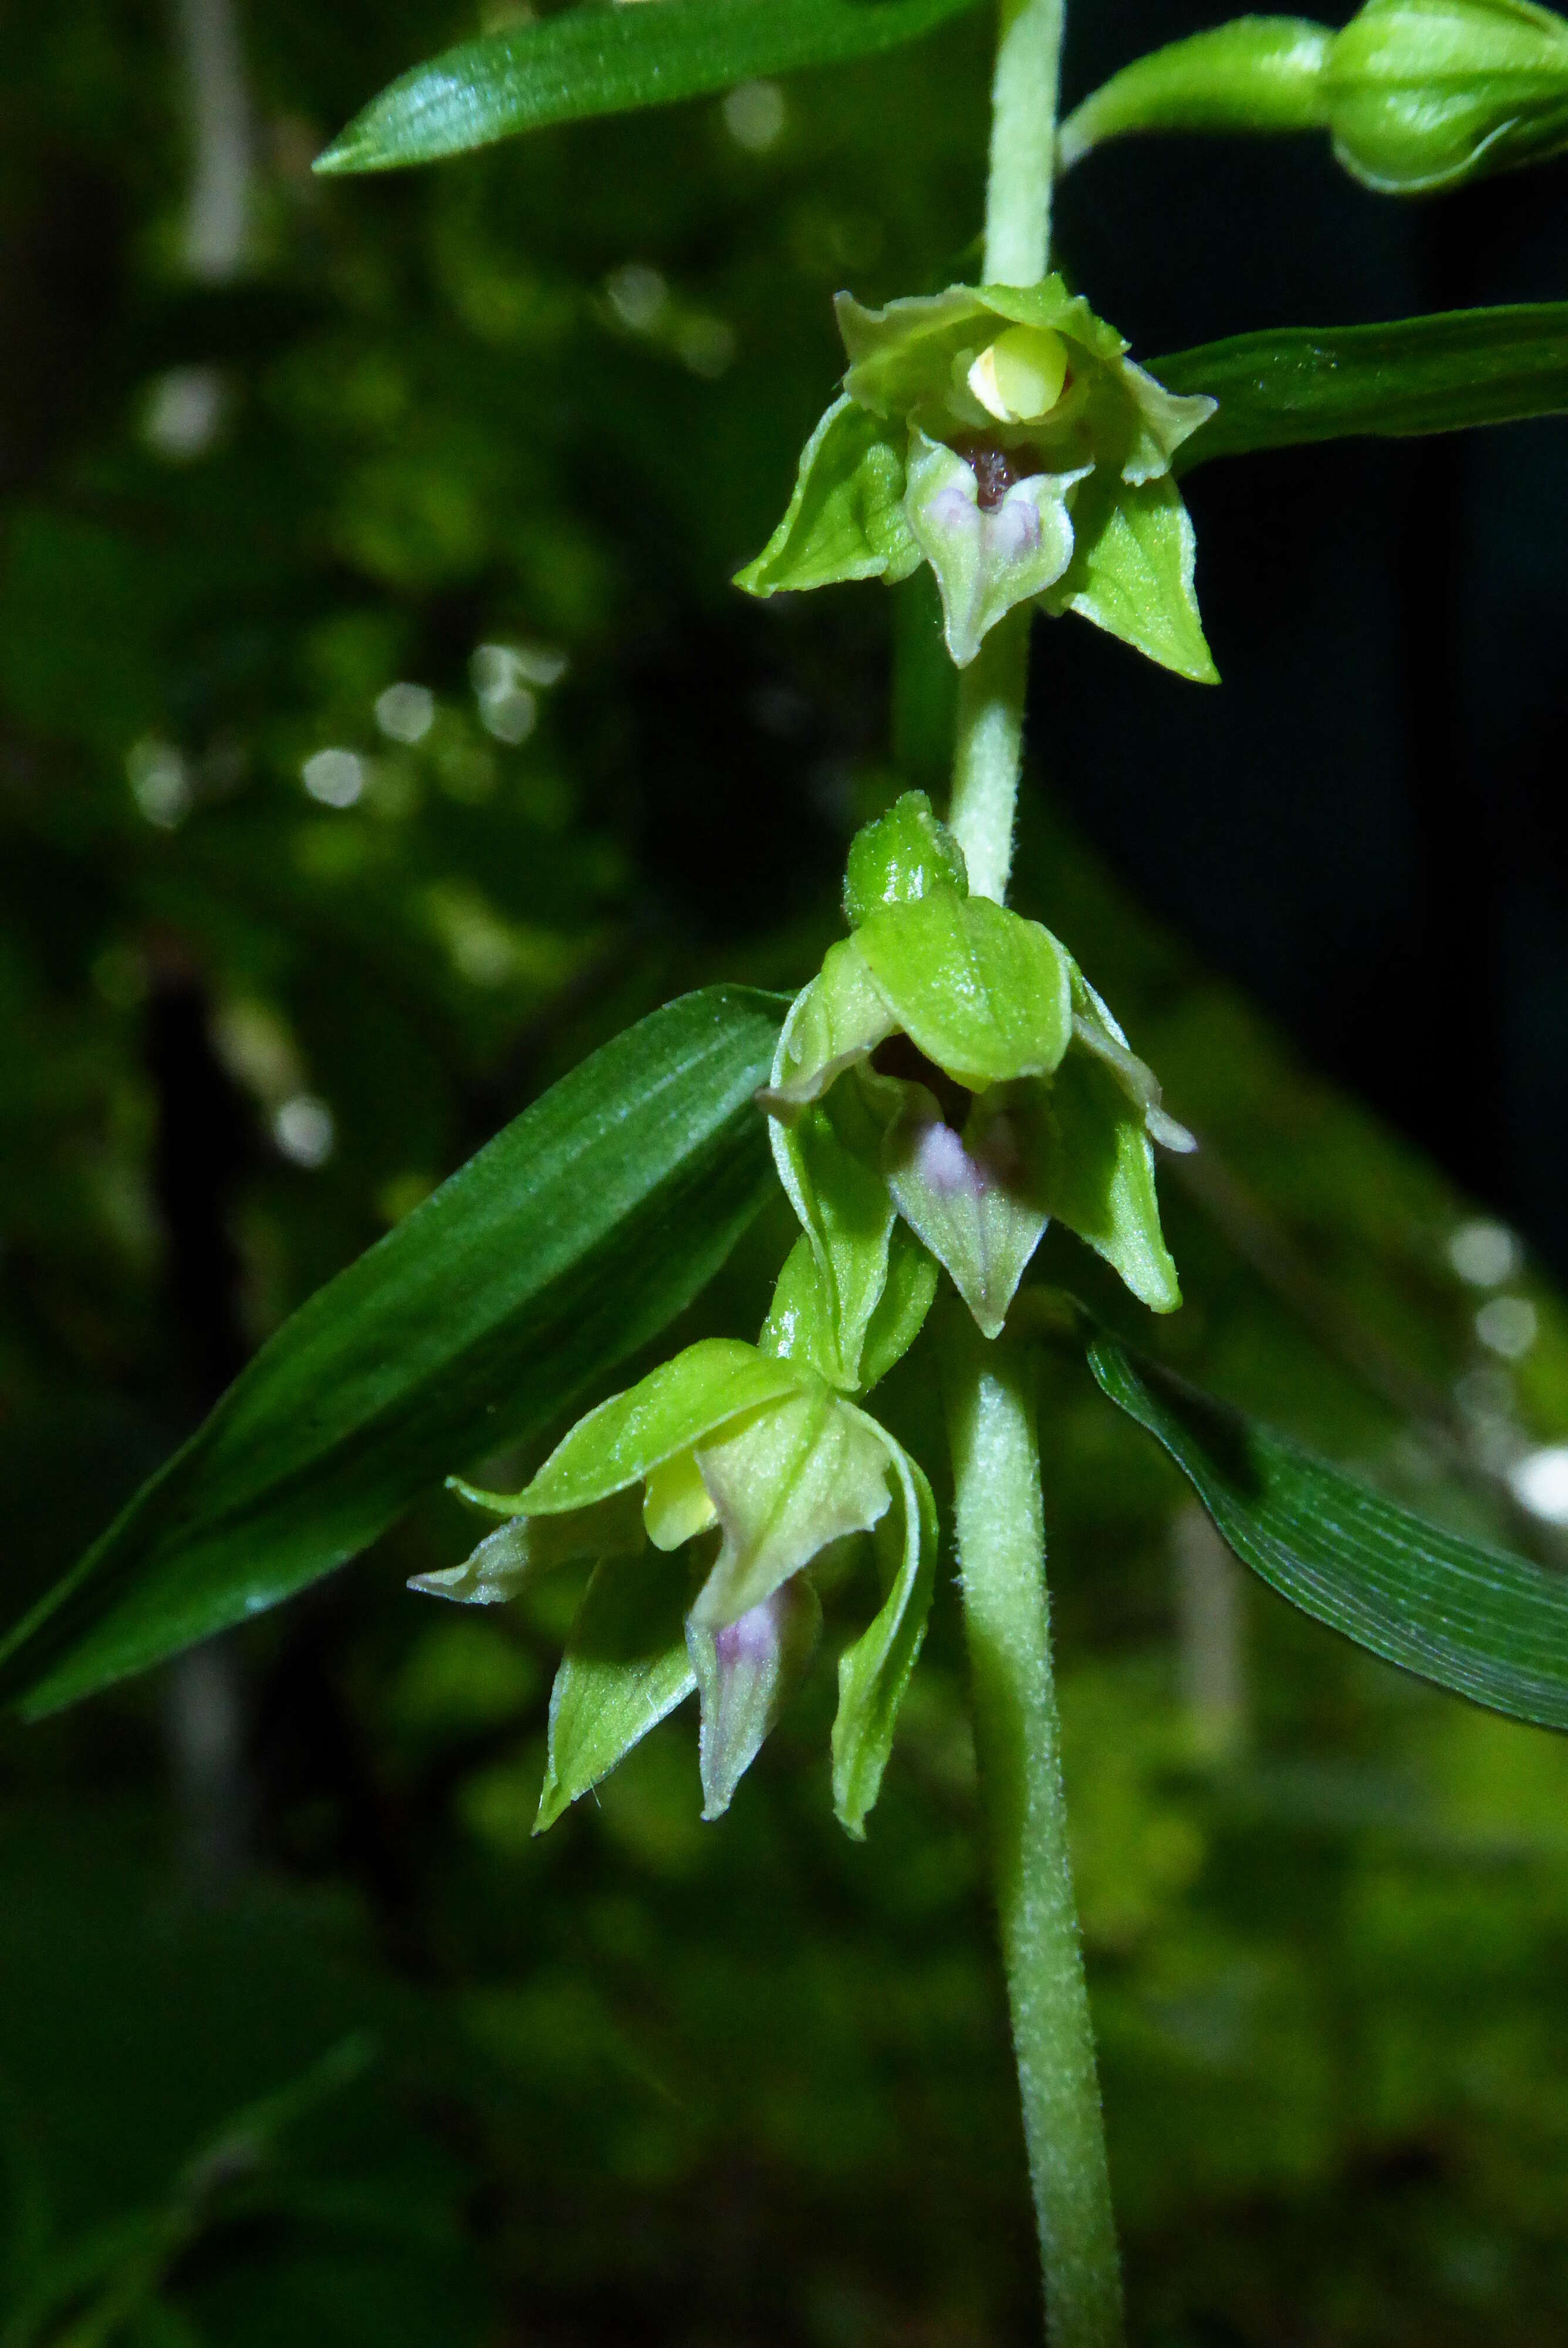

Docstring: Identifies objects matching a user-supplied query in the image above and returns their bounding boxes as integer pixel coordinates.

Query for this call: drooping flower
[737,278,1217,678]
[413,1338,935,1838]
[758,794,1192,1371]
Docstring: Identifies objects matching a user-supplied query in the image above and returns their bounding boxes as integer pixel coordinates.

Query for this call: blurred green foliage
[4,3,1568,2342]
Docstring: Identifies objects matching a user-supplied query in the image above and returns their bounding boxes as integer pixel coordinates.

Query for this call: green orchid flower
[413,1337,936,1838]
[758,794,1192,1364]
[737,276,1218,679]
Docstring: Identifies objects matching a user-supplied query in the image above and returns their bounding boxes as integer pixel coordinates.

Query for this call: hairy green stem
[947,609,1029,902]
[949,0,1067,900]
[944,1330,1125,2347]
[984,0,1068,286]
[944,16,1125,2334]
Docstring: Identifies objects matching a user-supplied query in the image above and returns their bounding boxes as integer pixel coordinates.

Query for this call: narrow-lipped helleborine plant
[14,1,1568,2343]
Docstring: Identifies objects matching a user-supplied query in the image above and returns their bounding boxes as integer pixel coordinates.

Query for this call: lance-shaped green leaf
[735,397,920,599]
[1324,0,1568,191]
[315,0,981,174]
[690,1382,894,1628]
[0,987,788,1720]
[832,1426,938,1837]
[687,1572,823,1819]
[854,893,1073,1089]
[1089,1337,1568,1730]
[535,1550,698,1833]
[1041,470,1217,684]
[411,1490,645,1605]
[883,1085,1050,1338]
[1159,302,1568,466]
[1057,17,1333,169]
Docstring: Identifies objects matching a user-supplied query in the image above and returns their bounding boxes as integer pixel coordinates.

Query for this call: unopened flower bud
[1323,0,1568,191]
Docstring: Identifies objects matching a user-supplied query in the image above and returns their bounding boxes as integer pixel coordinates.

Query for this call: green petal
[687,1572,822,1820]
[690,1384,893,1629]
[854,893,1073,1089]
[832,1423,938,1837]
[837,284,999,416]
[735,396,921,597]
[1043,471,1218,683]
[1115,357,1219,485]
[837,277,1128,417]
[518,1340,804,1516]
[534,1549,697,1833]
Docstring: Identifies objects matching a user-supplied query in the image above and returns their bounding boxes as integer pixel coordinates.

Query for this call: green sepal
[768,1086,898,1389]
[763,960,903,1387]
[690,1382,894,1628]
[843,791,969,929]
[534,1549,697,1833]
[759,1236,843,1386]
[761,1212,939,1390]
[1323,0,1568,191]
[687,1571,823,1819]
[759,1224,938,1394]
[904,427,1084,668]
[1042,471,1218,683]
[513,1340,803,1516]
[882,1084,1050,1338]
[854,893,1074,1089]
[736,396,921,599]
[1027,1056,1181,1313]
[413,1488,645,1603]
[832,1425,938,1837]
[1066,966,1197,1155]
[1057,18,1334,168]
[856,1222,940,1389]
